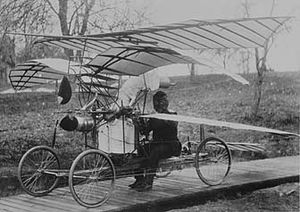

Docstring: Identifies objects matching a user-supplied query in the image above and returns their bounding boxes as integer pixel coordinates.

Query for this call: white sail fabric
[9,58,86,90]
[35,17,291,53]
[141,113,300,137]
[87,45,200,76]
[88,45,249,84]
[118,71,160,107]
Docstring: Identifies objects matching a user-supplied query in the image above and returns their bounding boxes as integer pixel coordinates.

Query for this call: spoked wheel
[69,149,116,208]
[195,137,231,186]
[18,145,60,196]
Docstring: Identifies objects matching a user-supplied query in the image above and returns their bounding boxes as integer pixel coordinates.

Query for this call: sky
[134,0,300,75]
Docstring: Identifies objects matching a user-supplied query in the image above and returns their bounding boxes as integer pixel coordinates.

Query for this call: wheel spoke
[23,172,39,187]
[24,173,41,192]
[196,137,231,186]
[69,150,115,208]
[18,146,60,196]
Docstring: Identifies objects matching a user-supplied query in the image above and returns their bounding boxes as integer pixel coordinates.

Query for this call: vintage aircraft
[9,16,299,208]
[9,16,298,135]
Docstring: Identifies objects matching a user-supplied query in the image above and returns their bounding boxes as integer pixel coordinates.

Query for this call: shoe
[133,182,152,192]
[128,180,144,188]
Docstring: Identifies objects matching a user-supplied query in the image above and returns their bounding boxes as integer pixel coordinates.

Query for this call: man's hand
[133,117,149,136]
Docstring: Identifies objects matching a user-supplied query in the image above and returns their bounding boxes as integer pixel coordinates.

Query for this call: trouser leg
[137,143,150,176]
[145,169,155,185]
[129,143,150,188]
[134,142,180,191]
[144,143,172,186]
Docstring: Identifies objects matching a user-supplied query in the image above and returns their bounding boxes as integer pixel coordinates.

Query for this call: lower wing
[141,113,299,137]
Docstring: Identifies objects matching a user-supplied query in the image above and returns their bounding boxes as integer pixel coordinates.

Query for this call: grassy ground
[0,71,299,209]
[168,182,299,212]
[164,72,299,212]
[166,72,299,159]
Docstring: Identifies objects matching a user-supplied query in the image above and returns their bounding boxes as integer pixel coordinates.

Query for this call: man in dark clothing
[129,91,181,191]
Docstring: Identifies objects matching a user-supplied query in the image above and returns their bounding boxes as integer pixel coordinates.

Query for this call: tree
[250,0,278,118]
[239,0,286,118]
[0,0,151,85]
[0,35,15,86]
[239,0,253,75]
[44,0,151,58]
[0,0,52,63]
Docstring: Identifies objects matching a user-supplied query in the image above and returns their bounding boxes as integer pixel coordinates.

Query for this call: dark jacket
[147,111,178,143]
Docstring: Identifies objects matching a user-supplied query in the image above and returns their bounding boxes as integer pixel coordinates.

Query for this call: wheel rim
[70,150,115,207]
[196,138,231,185]
[18,146,60,196]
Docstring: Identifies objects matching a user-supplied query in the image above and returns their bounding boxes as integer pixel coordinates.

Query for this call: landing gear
[18,146,60,196]
[195,137,231,185]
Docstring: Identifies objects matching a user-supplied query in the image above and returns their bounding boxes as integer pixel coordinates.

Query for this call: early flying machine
[10,16,299,208]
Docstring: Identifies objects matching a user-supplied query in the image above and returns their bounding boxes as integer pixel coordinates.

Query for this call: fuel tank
[59,115,94,132]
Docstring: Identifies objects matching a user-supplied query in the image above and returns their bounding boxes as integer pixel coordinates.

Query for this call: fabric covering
[9,58,115,91]
[87,45,249,84]
[117,71,160,107]
[9,58,87,90]
[141,113,300,137]
[35,17,291,53]
[87,45,200,76]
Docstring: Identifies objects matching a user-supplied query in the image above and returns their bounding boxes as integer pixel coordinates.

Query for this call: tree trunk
[0,65,9,86]
[190,63,195,82]
[58,0,73,58]
[252,68,264,118]
[80,0,96,36]
[251,48,266,119]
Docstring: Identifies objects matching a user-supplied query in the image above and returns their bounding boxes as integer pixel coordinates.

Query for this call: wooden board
[0,156,299,212]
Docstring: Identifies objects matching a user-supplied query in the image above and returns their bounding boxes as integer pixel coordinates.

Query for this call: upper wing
[87,45,199,76]
[141,113,299,137]
[87,45,249,84]
[34,16,291,53]
[9,45,248,92]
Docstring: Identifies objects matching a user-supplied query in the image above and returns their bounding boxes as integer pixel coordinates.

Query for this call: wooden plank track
[0,156,299,212]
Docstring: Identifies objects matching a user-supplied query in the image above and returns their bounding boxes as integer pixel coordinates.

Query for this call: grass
[0,71,299,199]
[1,71,299,165]
[165,72,299,159]
[168,182,299,212]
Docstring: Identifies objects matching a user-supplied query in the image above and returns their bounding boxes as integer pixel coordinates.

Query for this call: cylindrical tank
[60,115,94,132]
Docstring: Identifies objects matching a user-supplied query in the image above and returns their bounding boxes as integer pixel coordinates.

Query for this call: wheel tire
[17,145,60,196]
[69,149,116,208]
[195,137,231,186]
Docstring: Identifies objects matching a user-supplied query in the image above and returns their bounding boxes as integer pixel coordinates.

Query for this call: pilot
[129,90,182,191]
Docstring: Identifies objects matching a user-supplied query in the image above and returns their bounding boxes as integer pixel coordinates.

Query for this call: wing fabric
[9,58,119,100]
[87,45,249,84]
[141,113,299,137]
[9,59,70,90]
[35,17,291,53]
[87,45,200,76]
[175,49,249,85]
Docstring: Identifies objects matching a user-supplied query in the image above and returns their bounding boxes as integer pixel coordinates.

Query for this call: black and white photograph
[0,0,299,211]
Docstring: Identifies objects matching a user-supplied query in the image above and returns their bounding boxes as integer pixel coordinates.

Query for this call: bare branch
[269,0,276,16]
[80,0,96,35]
[44,0,59,16]
[68,1,85,34]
